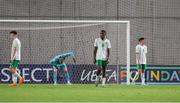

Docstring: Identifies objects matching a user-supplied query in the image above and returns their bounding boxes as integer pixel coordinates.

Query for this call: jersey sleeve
[49,59,54,64]
[145,46,147,53]
[107,40,111,48]
[66,52,75,58]
[12,39,18,48]
[94,39,98,47]
[136,45,140,53]
[61,52,75,59]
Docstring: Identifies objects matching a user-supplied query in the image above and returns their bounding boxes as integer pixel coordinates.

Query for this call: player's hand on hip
[93,59,96,64]
[11,57,15,61]
[106,59,109,64]
[106,57,109,64]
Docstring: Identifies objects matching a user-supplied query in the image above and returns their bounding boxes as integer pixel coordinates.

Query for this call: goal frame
[0,19,130,85]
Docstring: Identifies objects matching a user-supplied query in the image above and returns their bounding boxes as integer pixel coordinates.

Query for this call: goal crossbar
[0,19,129,23]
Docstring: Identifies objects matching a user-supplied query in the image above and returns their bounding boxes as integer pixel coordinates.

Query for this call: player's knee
[64,68,68,73]
[54,70,57,73]
[135,71,139,76]
[102,73,106,78]
[138,69,141,73]
[102,69,106,76]
[97,65,102,69]
[96,69,101,75]
[53,68,57,72]
[10,69,16,73]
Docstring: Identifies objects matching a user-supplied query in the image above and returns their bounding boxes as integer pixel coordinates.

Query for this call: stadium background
[0,0,180,65]
[0,1,180,102]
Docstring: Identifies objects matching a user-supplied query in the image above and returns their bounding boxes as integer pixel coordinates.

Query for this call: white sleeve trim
[136,45,140,53]
[107,40,111,48]
[94,39,98,47]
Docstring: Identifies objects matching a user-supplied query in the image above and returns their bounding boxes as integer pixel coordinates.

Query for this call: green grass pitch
[0,84,180,102]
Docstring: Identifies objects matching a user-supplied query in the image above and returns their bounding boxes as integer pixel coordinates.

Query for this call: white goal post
[0,19,130,85]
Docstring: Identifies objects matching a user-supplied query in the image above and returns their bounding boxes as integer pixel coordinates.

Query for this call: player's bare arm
[11,48,17,60]
[136,52,140,65]
[93,47,97,64]
[106,48,110,64]
[73,57,76,64]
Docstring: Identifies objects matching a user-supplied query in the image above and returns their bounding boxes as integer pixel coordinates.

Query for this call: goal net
[0,20,130,84]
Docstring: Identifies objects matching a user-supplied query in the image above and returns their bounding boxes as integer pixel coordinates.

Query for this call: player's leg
[102,60,107,86]
[62,64,71,85]
[9,60,23,86]
[141,64,146,85]
[53,66,58,85]
[10,68,17,86]
[95,60,102,87]
[95,66,101,87]
[132,64,141,84]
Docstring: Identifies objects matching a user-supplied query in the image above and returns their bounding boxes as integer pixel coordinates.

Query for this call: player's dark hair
[101,30,106,34]
[139,37,145,42]
[10,31,17,35]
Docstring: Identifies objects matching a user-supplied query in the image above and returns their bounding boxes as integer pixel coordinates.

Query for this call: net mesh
[0,0,180,65]
[0,22,127,66]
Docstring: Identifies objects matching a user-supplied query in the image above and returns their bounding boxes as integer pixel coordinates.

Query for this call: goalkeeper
[49,52,76,85]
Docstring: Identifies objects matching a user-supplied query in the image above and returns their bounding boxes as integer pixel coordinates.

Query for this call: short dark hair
[101,30,106,33]
[10,31,17,35]
[139,37,145,42]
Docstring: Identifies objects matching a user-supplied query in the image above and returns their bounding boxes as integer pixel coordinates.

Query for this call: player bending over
[49,52,76,85]
[93,30,111,87]
[132,37,147,85]
[9,31,24,87]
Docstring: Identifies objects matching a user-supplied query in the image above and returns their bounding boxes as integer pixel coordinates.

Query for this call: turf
[0,84,180,102]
